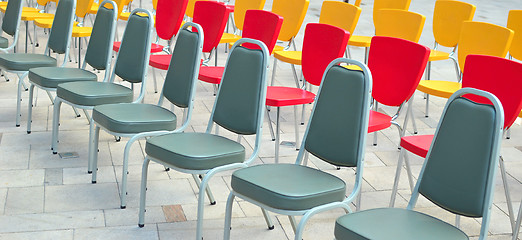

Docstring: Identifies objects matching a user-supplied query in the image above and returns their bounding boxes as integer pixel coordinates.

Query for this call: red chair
[148,1,229,78]
[390,55,522,231]
[266,23,349,163]
[198,10,283,86]
[366,36,429,147]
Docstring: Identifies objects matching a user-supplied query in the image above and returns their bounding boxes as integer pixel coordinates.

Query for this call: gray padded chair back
[212,39,269,135]
[47,0,75,54]
[83,0,117,70]
[163,22,203,108]
[417,88,504,218]
[304,62,371,168]
[114,10,153,83]
[2,0,23,36]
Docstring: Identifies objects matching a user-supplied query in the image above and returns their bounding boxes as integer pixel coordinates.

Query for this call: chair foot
[115,137,121,142]
[88,171,92,174]
[27,131,31,134]
[92,180,96,184]
[165,168,170,171]
[268,225,275,230]
[16,124,20,127]
[138,224,144,228]
[53,151,57,154]
[120,205,126,209]
[76,114,81,117]
[373,143,377,146]
[210,201,217,205]
[336,167,341,170]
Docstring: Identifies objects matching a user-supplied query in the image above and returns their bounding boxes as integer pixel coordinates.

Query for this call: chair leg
[192,174,216,205]
[512,200,522,240]
[403,153,415,192]
[390,147,406,207]
[288,215,297,234]
[363,47,369,65]
[409,105,418,134]
[500,156,516,232]
[223,192,235,240]
[275,107,280,163]
[83,109,91,125]
[270,58,278,86]
[120,136,141,209]
[261,208,274,230]
[290,64,300,88]
[51,98,62,154]
[196,174,215,240]
[455,215,460,228]
[138,156,151,228]
[293,105,300,150]
[151,67,158,93]
[424,61,431,117]
[26,84,36,134]
[89,125,100,181]
[266,107,275,141]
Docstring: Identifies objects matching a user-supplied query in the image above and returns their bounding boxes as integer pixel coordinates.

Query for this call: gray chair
[90,22,204,209]
[223,58,372,240]
[50,9,154,155]
[334,88,504,240]
[26,0,118,134]
[0,0,75,127]
[0,0,23,54]
[138,38,269,240]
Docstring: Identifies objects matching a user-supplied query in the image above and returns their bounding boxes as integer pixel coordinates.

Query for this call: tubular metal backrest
[2,0,23,37]
[192,0,228,53]
[211,38,269,135]
[507,10,522,60]
[83,0,117,72]
[432,0,476,48]
[374,9,425,43]
[112,9,153,85]
[162,22,204,109]
[302,58,371,168]
[412,89,503,236]
[156,0,188,41]
[368,36,430,107]
[457,21,513,72]
[241,10,283,54]
[319,1,361,36]
[76,0,95,18]
[271,0,309,42]
[47,0,75,55]
[462,55,522,131]
[372,0,410,25]
[234,0,266,31]
[302,23,350,86]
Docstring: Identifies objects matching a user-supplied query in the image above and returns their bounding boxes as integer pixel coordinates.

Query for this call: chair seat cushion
[145,132,245,170]
[56,81,133,106]
[368,110,392,133]
[335,208,468,240]
[149,54,172,70]
[348,35,371,47]
[266,86,316,107]
[0,53,56,71]
[0,36,8,48]
[199,66,224,84]
[428,49,450,61]
[400,134,433,158]
[417,80,462,98]
[232,164,346,211]
[29,67,97,88]
[93,103,177,134]
[273,50,302,65]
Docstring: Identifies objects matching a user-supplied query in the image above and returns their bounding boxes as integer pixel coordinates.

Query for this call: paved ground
[0,0,520,239]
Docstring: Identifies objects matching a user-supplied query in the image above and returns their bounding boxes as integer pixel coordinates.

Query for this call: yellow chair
[13,0,54,53]
[271,0,309,51]
[347,0,411,63]
[508,10,522,61]
[417,21,514,108]
[271,1,360,86]
[218,0,266,44]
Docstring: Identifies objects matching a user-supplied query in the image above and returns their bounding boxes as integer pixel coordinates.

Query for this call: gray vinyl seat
[224,60,372,240]
[334,88,505,240]
[0,0,75,127]
[29,67,96,88]
[88,23,204,209]
[139,39,270,240]
[56,81,133,106]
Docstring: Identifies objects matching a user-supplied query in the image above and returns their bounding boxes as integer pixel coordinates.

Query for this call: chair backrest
[456,21,513,72]
[271,0,309,42]
[241,10,283,54]
[210,39,268,136]
[507,10,522,60]
[153,0,158,9]
[76,0,95,18]
[462,55,522,131]
[185,0,201,18]
[1,0,23,39]
[162,22,203,114]
[111,9,153,103]
[302,23,350,86]
[192,1,228,53]
[412,88,503,238]
[233,0,266,31]
[46,0,75,61]
[432,0,475,48]
[301,58,371,169]
[369,36,430,107]
[319,1,361,37]
[156,0,188,41]
[374,9,425,43]
[372,0,410,25]
[84,0,117,74]
[36,0,52,7]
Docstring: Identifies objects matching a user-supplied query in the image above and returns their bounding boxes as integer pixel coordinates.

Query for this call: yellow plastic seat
[273,50,301,65]
[347,0,410,62]
[507,10,522,61]
[218,0,266,44]
[0,6,40,13]
[88,1,99,14]
[417,21,514,101]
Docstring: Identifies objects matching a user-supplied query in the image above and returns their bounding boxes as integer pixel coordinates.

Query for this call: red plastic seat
[390,55,522,223]
[266,23,350,162]
[198,10,283,85]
